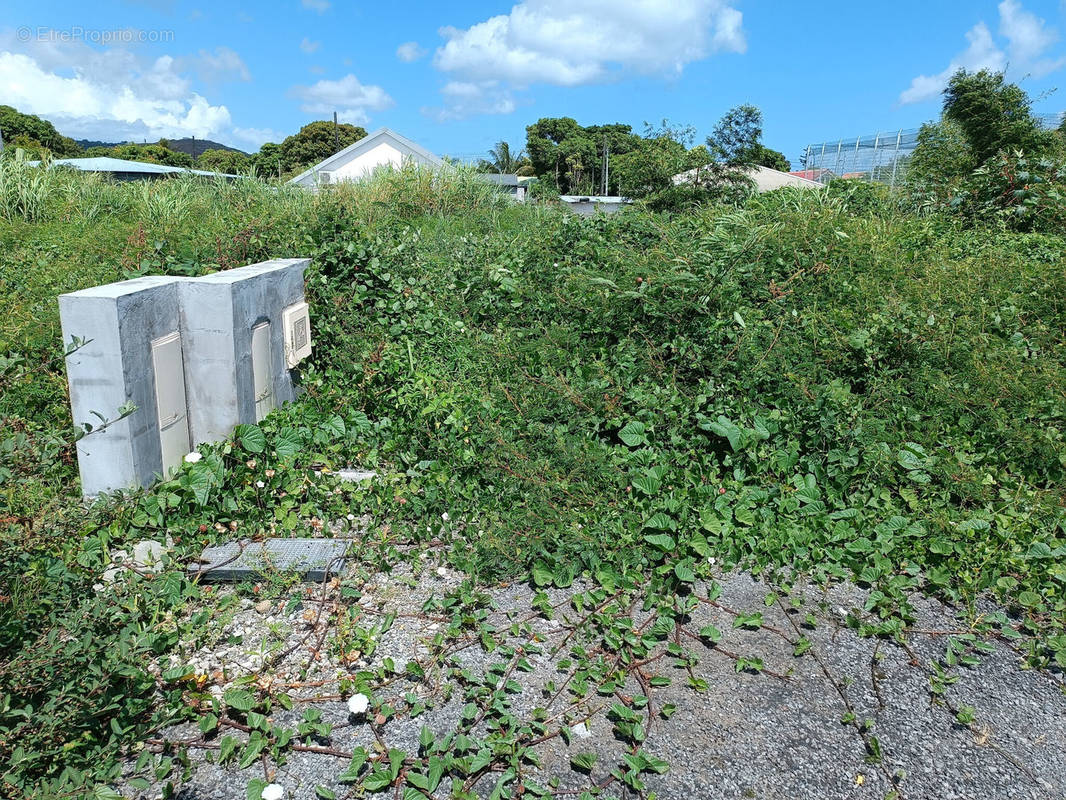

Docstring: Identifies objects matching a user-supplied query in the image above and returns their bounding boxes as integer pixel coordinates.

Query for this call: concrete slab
[187,538,348,582]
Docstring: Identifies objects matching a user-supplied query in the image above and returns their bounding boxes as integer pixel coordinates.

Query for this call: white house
[288,128,444,188]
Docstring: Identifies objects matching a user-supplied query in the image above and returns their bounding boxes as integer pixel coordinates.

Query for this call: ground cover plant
[0,157,1064,799]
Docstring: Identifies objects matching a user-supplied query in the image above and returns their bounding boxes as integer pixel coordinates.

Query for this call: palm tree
[479,140,525,174]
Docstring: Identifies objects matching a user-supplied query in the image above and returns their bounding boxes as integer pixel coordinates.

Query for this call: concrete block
[59,258,312,497]
[59,276,187,495]
[180,258,309,446]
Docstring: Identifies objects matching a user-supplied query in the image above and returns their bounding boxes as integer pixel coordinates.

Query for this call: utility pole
[602,136,609,195]
[333,111,339,153]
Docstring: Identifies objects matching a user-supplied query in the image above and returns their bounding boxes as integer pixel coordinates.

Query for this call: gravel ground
[118,562,1066,800]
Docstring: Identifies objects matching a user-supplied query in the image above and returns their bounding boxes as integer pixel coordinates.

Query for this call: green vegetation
[525,106,790,203]
[0,106,80,159]
[906,69,1066,231]
[1,76,1065,797]
[83,140,195,168]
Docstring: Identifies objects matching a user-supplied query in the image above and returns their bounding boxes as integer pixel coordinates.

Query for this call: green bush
[1,167,1065,795]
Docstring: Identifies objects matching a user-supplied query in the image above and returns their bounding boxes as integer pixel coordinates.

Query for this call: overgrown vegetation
[1,81,1065,796]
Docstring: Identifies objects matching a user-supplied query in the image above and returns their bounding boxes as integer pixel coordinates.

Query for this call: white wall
[329,142,407,181]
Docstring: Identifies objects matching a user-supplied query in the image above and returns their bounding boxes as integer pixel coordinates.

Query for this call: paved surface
[120,564,1066,800]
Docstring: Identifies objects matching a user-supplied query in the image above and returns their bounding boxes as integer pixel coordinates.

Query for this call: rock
[336,469,377,483]
[255,600,273,614]
[133,540,166,570]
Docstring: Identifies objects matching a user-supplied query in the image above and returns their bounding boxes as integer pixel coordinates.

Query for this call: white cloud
[302,0,331,12]
[430,0,744,118]
[396,41,427,62]
[424,81,517,121]
[290,73,394,123]
[999,0,1065,76]
[899,1,1064,105]
[300,37,321,54]
[0,49,235,141]
[189,46,251,83]
[232,126,283,148]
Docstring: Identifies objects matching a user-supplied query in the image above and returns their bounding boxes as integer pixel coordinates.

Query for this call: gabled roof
[288,128,444,185]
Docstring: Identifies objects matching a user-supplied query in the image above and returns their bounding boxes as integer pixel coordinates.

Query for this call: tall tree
[943,69,1051,163]
[197,148,252,174]
[84,141,194,168]
[706,104,763,166]
[253,142,283,179]
[0,105,80,157]
[278,121,368,176]
[479,140,525,173]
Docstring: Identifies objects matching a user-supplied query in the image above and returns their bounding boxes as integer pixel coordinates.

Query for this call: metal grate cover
[188,538,348,582]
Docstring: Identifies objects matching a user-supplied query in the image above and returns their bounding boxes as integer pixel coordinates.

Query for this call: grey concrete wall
[59,276,184,496]
[59,258,311,497]
[181,258,309,446]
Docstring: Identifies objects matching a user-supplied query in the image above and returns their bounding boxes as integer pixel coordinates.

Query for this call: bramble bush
[0,162,1064,795]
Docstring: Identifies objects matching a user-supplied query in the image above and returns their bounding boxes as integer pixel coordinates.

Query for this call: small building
[479,173,527,202]
[788,168,836,184]
[672,165,823,193]
[288,128,444,189]
[29,156,237,181]
[558,195,633,216]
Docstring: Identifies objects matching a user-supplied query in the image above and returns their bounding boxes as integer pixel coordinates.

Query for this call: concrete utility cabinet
[59,258,311,497]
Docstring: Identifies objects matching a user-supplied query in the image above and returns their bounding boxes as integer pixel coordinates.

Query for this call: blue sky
[3,0,1065,167]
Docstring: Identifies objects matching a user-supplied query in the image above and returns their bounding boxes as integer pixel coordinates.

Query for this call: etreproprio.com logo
[16,26,175,44]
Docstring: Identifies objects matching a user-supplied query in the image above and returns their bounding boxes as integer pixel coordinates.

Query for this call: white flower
[441,512,450,522]
[256,480,265,488]
[571,721,592,738]
[261,784,284,800]
[347,693,370,714]
[183,452,203,463]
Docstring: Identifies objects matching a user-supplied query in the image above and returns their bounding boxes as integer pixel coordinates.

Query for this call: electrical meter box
[282,301,312,368]
[59,258,311,496]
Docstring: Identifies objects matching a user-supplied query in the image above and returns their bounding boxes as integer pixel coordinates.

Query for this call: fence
[800,112,1064,187]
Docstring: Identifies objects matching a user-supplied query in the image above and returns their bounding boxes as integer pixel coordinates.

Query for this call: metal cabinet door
[252,321,276,422]
[151,331,191,476]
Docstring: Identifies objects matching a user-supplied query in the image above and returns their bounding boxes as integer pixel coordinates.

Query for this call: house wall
[330,142,409,181]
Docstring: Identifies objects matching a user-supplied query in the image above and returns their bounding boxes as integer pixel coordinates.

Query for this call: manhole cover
[187,538,348,582]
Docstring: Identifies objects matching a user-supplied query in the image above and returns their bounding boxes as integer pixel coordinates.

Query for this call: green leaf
[244,779,267,800]
[674,561,695,583]
[218,736,238,763]
[643,533,675,551]
[338,748,368,783]
[274,430,303,461]
[321,414,346,438]
[532,560,553,587]
[362,769,393,792]
[630,473,662,495]
[618,421,648,447]
[198,713,219,734]
[698,624,722,643]
[236,424,266,454]
[643,512,675,530]
[223,688,255,712]
[571,753,598,773]
[706,416,742,451]
[315,787,337,800]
